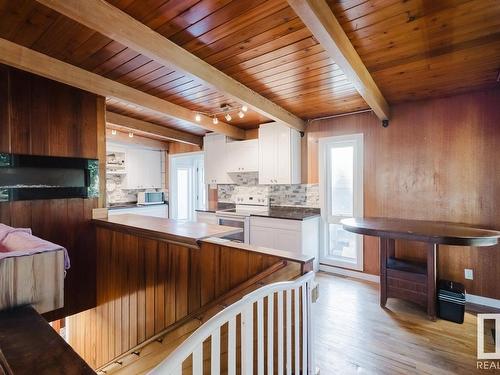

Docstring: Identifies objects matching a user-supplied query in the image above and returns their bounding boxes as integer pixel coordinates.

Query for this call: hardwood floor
[314,272,494,375]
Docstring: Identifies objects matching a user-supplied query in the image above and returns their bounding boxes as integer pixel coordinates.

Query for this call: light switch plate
[464,268,474,280]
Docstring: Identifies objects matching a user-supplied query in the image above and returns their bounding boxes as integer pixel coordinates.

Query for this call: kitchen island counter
[93,214,242,248]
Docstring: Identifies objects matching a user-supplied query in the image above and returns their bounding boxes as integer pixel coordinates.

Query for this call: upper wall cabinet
[226,139,258,173]
[258,122,301,185]
[204,133,232,185]
[125,149,162,189]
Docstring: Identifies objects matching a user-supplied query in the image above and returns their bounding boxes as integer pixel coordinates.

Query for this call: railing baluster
[147,272,314,375]
[257,298,264,375]
[241,303,253,375]
[286,289,292,375]
[211,328,220,374]
[228,317,236,375]
[294,287,300,374]
[277,291,284,375]
[192,344,203,375]
[302,285,308,374]
[267,293,274,375]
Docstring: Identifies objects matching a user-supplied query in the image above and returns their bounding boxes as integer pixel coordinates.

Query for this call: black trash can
[437,279,465,324]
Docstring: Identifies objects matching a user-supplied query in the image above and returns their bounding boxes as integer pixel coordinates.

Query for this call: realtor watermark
[477,314,500,370]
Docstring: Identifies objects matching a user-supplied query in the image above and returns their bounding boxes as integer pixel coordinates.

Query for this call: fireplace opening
[0,153,99,201]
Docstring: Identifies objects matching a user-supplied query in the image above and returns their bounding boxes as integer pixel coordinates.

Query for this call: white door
[319,134,364,270]
[169,152,205,221]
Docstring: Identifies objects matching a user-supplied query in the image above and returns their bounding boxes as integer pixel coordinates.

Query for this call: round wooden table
[341,217,500,319]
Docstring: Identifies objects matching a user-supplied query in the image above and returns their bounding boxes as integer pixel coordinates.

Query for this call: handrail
[149,271,315,375]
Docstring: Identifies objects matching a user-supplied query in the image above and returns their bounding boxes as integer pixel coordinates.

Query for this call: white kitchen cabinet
[258,122,301,185]
[226,139,258,173]
[250,216,319,270]
[108,204,168,218]
[204,134,232,184]
[125,149,162,189]
[195,211,218,225]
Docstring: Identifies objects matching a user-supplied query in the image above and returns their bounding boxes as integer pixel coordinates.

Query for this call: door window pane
[330,146,353,216]
[327,224,357,261]
[177,169,189,220]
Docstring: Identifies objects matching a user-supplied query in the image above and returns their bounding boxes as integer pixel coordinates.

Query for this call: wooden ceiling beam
[288,0,390,121]
[35,0,306,132]
[106,112,203,146]
[0,38,245,139]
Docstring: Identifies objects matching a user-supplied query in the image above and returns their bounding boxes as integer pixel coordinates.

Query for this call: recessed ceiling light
[241,105,248,112]
[111,129,117,135]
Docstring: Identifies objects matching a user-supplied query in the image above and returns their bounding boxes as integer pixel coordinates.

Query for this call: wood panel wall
[68,227,284,369]
[0,64,106,319]
[303,88,500,299]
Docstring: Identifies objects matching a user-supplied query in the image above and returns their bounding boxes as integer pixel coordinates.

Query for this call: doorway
[319,134,364,270]
[169,152,206,221]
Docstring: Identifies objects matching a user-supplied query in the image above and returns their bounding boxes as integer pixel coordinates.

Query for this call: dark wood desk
[341,217,500,319]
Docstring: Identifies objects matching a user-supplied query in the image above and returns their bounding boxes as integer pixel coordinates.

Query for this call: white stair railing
[149,271,315,375]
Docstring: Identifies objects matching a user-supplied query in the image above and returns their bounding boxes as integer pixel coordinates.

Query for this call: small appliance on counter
[137,191,165,206]
[437,279,466,324]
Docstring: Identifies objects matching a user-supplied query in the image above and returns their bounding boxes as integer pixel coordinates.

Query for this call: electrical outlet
[464,268,474,280]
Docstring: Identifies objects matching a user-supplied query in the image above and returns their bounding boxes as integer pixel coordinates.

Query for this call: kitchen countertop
[251,206,321,221]
[195,202,235,213]
[93,214,242,248]
[197,204,320,221]
[108,202,168,210]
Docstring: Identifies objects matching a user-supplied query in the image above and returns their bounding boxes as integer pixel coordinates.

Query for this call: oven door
[216,216,248,243]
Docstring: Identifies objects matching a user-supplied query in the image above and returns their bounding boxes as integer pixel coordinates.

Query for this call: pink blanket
[0,224,70,270]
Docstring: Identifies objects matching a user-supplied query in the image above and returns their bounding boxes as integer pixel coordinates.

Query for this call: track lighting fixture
[212,116,218,125]
[111,129,117,135]
[128,132,134,138]
[225,113,232,121]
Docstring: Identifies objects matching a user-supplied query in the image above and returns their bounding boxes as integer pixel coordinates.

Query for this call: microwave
[137,191,164,205]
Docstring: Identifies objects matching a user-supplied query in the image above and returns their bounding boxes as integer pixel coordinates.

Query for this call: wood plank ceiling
[0,0,498,137]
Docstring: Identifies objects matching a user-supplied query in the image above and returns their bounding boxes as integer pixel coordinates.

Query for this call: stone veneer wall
[217,172,319,208]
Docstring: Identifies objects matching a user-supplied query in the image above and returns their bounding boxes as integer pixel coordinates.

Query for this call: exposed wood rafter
[0,38,244,139]
[106,112,202,146]
[35,0,306,132]
[288,0,390,121]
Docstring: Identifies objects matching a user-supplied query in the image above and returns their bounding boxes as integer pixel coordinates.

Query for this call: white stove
[215,196,269,243]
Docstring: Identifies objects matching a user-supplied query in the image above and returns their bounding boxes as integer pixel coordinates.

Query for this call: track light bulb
[241,105,248,112]
[225,113,232,121]
[111,129,117,135]
[213,116,218,125]
[128,132,134,138]
[238,111,244,118]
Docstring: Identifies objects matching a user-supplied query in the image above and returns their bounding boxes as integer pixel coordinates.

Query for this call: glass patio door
[319,134,364,270]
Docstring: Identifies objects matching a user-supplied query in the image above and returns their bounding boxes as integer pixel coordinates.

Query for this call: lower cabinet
[108,204,169,218]
[250,216,319,270]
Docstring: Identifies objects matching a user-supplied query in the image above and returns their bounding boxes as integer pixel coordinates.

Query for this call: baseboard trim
[319,264,379,283]
[466,294,500,309]
[319,265,500,309]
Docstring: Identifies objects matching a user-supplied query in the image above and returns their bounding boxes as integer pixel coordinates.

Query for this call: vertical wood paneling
[0,66,10,153]
[304,88,500,298]
[0,64,105,320]
[67,229,284,369]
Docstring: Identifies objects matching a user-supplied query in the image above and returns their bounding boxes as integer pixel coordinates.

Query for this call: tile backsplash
[218,172,319,208]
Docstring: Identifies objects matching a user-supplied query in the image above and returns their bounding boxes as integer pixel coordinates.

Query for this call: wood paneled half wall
[0,64,106,320]
[303,88,500,300]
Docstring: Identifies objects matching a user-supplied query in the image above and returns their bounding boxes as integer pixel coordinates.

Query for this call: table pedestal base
[380,238,438,320]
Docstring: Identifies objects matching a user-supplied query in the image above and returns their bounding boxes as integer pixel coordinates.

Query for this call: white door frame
[319,133,364,270]
[169,151,205,221]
